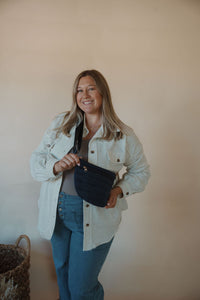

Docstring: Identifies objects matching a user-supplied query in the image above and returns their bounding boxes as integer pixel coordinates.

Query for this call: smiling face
[76,76,103,116]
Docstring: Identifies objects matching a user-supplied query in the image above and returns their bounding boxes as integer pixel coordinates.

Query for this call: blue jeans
[51,192,113,300]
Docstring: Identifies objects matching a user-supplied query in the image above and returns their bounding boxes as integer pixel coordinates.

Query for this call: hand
[105,186,123,209]
[53,153,80,175]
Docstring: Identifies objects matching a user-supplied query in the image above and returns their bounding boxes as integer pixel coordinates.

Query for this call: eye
[77,89,83,93]
[88,87,95,91]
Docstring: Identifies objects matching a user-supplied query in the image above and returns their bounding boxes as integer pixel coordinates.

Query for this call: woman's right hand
[53,153,80,175]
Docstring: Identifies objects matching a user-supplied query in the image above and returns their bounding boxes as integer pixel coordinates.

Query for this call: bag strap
[69,120,84,154]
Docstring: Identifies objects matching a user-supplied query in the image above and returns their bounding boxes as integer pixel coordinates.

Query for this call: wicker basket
[0,235,31,300]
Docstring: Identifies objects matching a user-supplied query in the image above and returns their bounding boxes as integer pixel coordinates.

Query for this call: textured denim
[51,192,113,300]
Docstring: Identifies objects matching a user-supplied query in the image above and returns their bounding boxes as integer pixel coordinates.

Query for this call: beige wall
[1,0,200,299]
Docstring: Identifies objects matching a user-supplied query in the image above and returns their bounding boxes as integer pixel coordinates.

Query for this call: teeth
[83,100,93,105]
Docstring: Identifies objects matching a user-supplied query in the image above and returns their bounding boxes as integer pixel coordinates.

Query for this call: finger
[64,155,78,166]
[64,155,76,165]
[69,153,81,165]
[109,200,116,208]
[61,157,75,170]
[59,160,71,171]
[105,197,116,209]
[65,154,80,166]
[106,195,113,207]
[68,153,79,160]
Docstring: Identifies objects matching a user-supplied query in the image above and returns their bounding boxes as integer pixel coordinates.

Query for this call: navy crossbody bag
[70,121,116,207]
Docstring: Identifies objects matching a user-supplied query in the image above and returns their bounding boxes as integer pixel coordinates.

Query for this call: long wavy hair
[56,69,130,140]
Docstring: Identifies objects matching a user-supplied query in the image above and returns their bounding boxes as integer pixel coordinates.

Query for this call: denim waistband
[59,191,83,203]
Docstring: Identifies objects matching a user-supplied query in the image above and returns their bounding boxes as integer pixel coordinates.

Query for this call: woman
[30,69,150,300]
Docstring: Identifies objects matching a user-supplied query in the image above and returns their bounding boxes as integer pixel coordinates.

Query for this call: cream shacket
[30,113,150,251]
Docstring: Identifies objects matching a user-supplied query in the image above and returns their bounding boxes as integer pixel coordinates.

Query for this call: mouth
[82,100,94,105]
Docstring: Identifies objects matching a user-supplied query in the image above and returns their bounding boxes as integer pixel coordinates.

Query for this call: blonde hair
[56,69,131,140]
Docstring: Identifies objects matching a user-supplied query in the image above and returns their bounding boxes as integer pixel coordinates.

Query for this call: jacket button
[126,192,129,195]
[91,150,95,154]
[117,158,120,162]
[86,204,90,207]
[86,223,90,227]
[59,208,62,211]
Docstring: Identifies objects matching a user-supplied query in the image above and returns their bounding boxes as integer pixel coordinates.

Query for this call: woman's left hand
[105,186,123,209]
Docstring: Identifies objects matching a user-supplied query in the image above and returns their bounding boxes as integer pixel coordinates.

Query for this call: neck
[85,114,102,130]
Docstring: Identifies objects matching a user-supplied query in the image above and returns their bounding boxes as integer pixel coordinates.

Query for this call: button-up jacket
[30,113,150,251]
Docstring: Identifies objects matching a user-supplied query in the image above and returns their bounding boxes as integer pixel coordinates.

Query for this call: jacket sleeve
[30,114,64,182]
[117,131,150,197]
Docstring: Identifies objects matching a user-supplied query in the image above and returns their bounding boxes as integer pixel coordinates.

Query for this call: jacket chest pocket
[48,135,73,160]
[107,151,125,173]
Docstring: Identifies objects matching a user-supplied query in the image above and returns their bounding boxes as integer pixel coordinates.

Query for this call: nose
[82,89,89,99]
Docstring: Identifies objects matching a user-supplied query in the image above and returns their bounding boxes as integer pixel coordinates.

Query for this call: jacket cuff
[46,157,61,179]
[116,181,131,198]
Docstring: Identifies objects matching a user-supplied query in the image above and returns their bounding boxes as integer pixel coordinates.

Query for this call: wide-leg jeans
[51,192,113,300]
